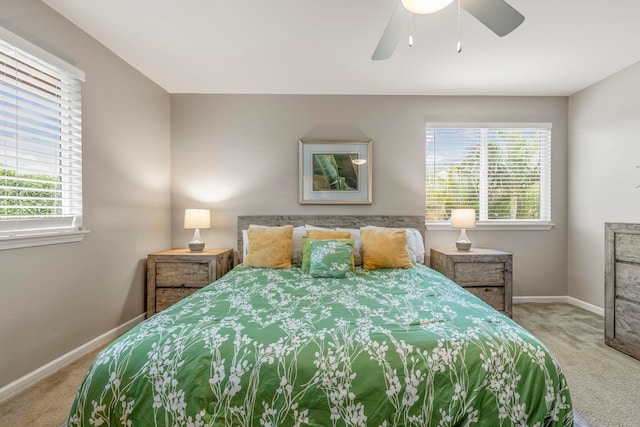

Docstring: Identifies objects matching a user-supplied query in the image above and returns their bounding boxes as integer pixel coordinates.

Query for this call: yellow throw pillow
[306,229,352,240]
[360,226,412,269]
[245,225,293,268]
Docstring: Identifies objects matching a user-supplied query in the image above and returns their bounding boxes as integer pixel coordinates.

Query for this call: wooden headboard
[237,215,426,262]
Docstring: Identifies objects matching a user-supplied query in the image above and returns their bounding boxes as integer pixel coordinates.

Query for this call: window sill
[426,222,554,231]
[0,230,90,250]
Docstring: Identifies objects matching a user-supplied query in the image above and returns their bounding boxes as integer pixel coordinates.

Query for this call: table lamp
[450,208,476,251]
[184,208,210,252]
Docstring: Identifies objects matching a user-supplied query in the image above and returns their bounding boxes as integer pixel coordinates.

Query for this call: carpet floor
[513,303,640,427]
[0,303,637,426]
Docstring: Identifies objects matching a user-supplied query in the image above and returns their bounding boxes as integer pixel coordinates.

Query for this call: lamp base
[188,242,205,252]
[456,241,472,251]
[455,228,472,251]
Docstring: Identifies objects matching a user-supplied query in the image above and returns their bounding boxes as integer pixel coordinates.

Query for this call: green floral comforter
[67,264,572,426]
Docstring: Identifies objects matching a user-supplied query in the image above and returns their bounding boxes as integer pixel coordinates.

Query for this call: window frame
[425,122,553,231]
[0,26,88,250]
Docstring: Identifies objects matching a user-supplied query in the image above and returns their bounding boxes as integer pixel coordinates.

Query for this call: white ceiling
[42,0,640,96]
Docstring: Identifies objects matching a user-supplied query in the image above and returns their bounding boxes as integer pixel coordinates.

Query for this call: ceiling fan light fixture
[401,0,455,14]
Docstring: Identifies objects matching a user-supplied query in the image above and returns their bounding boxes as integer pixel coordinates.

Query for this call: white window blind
[426,123,551,225]
[0,27,84,238]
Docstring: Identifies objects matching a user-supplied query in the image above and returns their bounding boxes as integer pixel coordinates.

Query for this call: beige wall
[170,94,569,299]
[568,62,640,308]
[0,0,172,388]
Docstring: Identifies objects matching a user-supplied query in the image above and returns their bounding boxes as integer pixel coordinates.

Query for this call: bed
[66,215,573,426]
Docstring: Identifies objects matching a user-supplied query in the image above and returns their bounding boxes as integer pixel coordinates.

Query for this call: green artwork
[312,153,360,191]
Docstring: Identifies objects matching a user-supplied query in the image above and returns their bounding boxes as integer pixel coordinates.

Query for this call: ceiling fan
[372,0,525,60]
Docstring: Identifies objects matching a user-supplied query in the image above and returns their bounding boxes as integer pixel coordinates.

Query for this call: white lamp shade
[184,209,211,229]
[401,0,455,14]
[450,209,476,229]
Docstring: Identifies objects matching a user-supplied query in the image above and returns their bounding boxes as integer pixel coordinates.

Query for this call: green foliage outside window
[427,145,480,220]
[486,140,541,220]
[426,130,543,221]
[0,168,61,217]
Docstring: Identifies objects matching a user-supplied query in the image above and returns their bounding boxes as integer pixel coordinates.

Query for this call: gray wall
[0,0,172,388]
[568,62,640,307]
[170,94,568,299]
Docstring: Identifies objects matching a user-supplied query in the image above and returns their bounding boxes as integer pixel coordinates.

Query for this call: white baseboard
[513,296,604,317]
[513,296,568,304]
[566,297,605,317]
[0,313,145,403]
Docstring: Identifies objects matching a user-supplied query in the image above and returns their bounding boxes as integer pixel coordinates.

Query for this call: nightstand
[146,248,234,317]
[430,248,513,317]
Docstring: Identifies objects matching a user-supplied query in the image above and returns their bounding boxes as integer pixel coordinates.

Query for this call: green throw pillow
[302,238,355,273]
[309,240,352,278]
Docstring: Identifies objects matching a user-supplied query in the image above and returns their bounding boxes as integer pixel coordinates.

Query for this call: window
[0,27,86,249]
[426,123,551,228]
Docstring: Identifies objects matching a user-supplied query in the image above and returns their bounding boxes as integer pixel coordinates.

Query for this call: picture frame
[299,139,372,204]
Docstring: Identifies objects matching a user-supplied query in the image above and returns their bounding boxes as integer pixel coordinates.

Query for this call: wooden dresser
[146,248,234,317]
[605,223,640,360]
[430,247,513,317]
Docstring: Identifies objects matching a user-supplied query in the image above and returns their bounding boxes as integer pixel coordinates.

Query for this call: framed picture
[299,139,372,204]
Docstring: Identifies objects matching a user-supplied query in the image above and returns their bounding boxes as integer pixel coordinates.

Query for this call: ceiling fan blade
[462,0,524,37]
[372,2,411,60]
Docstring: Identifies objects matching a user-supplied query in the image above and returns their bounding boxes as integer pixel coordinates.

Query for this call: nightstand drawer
[155,262,211,288]
[465,287,505,311]
[454,262,504,286]
[156,288,200,312]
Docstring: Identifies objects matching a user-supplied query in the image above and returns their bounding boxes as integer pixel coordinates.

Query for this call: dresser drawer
[616,262,640,304]
[454,262,505,286]
[615,298,640,347]
[155,262,211,287]
[615,234,640,264]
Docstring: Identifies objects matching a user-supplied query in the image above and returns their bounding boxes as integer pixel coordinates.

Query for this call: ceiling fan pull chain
[457,0,462,53]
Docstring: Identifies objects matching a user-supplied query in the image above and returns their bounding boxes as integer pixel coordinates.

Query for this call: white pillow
[406,228,425,264]
[243,225,307,265]
[291,225,307,265]
[242,229,249,260]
